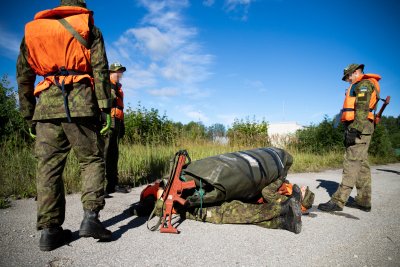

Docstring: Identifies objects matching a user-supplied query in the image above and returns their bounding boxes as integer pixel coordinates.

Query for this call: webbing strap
[260,148,284,178]
[58,18,90,49]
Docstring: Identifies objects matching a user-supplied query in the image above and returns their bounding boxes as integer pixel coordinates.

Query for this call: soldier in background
[104,63,129,196]
[318,64,381,212]
[17,0,113,251]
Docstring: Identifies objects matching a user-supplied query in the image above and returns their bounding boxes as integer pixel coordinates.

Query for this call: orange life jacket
[277,182,307,212]
[111,81,124,120]
[24,6,94,96]
[341,73,381,122]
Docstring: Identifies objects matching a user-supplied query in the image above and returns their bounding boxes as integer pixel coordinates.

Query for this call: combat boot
[39,227,72,251]
[79,210,112,241]
[345,201,371,212]
[291,184,302,202]
[318,200,343,212]
[280,198,302,234]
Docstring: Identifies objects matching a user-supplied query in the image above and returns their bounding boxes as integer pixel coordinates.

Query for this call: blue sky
[1,0,399,127]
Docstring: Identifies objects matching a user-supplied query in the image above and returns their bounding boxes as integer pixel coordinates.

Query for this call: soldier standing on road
[17,0,113,251]
[104,62,128,196]
[318,64,381,212]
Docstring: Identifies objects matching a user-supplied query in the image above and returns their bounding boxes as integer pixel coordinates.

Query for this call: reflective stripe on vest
[24,6,93,96]
[341,73,381,122]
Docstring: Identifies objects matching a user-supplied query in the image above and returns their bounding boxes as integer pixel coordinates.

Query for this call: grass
[0,139,398,201]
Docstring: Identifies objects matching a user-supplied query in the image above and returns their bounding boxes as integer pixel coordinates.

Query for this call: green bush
[293,116,344,154]
[124,104,178,145]
[0,75,28,142]
[227,117,270,147]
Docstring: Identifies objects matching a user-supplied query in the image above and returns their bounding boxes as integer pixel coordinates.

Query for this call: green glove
[100,113,111,135]
[29,127,36,139]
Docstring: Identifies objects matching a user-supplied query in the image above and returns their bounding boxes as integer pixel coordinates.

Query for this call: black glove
[344,128,360,148]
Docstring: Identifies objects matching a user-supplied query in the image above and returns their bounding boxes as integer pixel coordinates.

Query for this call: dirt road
[1,163,399,267]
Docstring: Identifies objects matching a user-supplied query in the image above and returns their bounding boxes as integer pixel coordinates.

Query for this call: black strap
[58,18,90,49]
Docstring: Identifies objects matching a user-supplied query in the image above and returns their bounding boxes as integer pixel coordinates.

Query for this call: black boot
[39,227,72,251]
[345,201,371,212]
[291,184,302,202]
[280,198,302,234]
[79,210,112,241]
[318,200,343,212]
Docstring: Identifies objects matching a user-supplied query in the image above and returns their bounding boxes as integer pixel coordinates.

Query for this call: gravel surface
[1,163,399,267]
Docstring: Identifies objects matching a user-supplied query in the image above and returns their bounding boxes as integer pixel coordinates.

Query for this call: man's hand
[100,113,111,135]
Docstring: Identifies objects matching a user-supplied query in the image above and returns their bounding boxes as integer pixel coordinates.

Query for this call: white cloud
[179,104,209,123]
[203,0,215,7]
[187,110,209,122]
[217,114,238,126]
[221,0,254,21]
[147,87,179,97]
[0,26,21,59]
[245,79,267,93]
[108,0,213,100]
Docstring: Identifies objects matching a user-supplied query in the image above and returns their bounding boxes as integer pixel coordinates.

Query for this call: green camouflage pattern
[261,177,288,204]
[347,79,375,134]
[331,133,372,208]
[185,200,282,229]
[60,0,87,8]
[104,118,122,193]
[342,63,364,81]
[17,25,111,121]
[35,120,106,230]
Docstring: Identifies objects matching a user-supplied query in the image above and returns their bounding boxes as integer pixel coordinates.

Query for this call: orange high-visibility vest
[24,6,94,96]
[111,81,124,120]
[341,73,381,122]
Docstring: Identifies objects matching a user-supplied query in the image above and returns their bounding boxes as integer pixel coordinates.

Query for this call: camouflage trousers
[185,200,283,229]
[35,119,106,230]
[104,119,121,193]
[332,133,372,208]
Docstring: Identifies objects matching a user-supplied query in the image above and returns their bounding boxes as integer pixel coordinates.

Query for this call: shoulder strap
[58,18,90,49]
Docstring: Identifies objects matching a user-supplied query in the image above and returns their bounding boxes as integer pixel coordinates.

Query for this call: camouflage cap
[342,63,364,81]
[109,62,126,72]
[60,0,87,8]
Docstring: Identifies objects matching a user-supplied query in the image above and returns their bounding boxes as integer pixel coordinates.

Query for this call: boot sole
[39,230,72,251]
[288,199,302,234]
[79,230,112,241]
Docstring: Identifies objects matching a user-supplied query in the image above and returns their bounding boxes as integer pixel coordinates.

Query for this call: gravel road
[1,163,399,267]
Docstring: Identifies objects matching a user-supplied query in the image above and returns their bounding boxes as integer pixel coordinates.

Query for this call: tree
[0,75,26,142]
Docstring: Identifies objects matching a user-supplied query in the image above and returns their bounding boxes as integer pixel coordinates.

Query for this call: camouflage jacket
[347,79,375,135]
[17,24,112,122]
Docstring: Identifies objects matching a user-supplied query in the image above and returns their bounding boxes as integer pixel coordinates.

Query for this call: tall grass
[0,138,398,202]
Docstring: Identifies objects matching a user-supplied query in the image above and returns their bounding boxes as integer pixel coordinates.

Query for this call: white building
[268,122,304,147]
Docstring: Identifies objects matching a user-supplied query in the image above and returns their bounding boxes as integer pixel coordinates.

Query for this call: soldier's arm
[261,177,288,204]
[16,37,36,121]
[90,25,112,110]
[349,80,374,132]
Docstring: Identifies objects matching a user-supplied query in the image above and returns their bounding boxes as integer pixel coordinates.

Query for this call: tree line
[1,75,399,157]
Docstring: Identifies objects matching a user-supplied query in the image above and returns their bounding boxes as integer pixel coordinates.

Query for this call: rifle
[375,96,391,124]
[159,150,196,234]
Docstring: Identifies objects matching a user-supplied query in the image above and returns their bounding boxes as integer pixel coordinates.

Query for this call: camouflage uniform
[104,118,122,193]
[17,8,111,229]
[104,63,126,193]
[185,178,289,229]
[185,200,283,229]
[331,68,376,209]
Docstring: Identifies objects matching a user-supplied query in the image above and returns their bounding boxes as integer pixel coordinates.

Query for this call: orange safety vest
[341,73,381,122]
[24,6,94,96]
[111,81,124,120]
